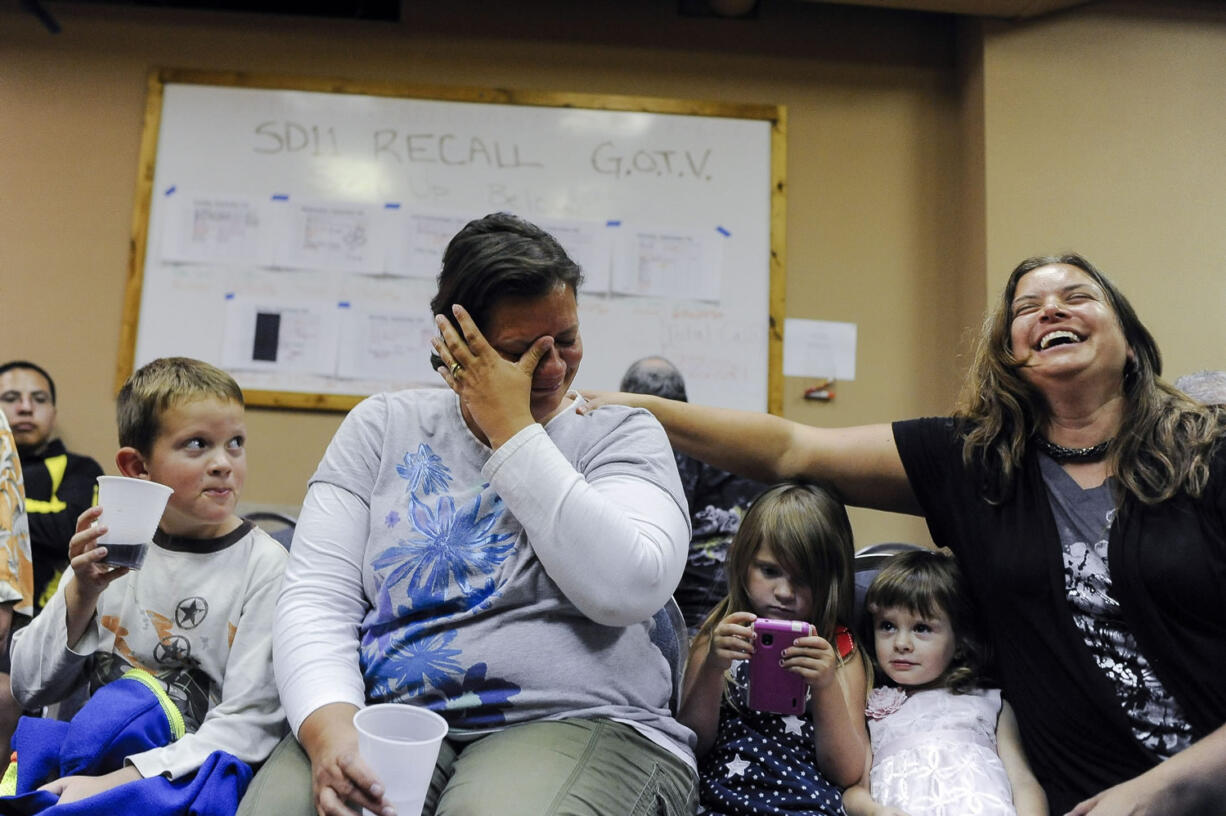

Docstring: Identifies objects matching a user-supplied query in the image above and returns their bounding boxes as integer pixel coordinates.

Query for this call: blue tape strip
[384,202,401,209]
[224,292,235,300]
[164,185,176,196]
[716,226,731,237]
[338,301,351,308]
[271,194,289,201]
[606,220,621,227]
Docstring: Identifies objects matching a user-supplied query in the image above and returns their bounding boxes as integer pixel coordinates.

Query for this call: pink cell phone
[748,618,814,715]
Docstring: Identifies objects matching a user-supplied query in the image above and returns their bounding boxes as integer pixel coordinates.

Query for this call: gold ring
[450,362,463,378]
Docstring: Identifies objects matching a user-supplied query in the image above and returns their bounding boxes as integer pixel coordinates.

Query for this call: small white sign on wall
[782,318,856,380]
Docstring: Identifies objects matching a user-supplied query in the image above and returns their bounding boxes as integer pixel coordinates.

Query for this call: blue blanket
[0,671,250,815]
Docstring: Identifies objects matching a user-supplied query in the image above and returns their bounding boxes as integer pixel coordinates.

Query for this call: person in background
[0,361,103,613]
[0,412,35,769]
[584,253,1226,815]
[621,356,766,633]
[1174,370,1226,405]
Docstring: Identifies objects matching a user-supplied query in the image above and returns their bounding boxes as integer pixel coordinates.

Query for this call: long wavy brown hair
[954,253,1226,504]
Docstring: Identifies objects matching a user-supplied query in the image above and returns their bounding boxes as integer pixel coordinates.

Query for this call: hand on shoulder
[576,390,658,415]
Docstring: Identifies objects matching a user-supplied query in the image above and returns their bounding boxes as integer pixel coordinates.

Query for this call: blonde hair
[955,253,1226,504]
[117,357,244,454]
[698,482,856,653]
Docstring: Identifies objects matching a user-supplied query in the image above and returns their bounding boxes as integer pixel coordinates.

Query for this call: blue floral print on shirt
[371,493,516,611]
[427,663,521,727]
[362,445,523,720]
[396,443,452,495]
[362,627,464,699]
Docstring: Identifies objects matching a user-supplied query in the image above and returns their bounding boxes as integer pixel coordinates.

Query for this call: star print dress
[698,626,854,816]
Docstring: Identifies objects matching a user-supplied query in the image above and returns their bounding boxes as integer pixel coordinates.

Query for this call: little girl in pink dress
[843,550,1047,816]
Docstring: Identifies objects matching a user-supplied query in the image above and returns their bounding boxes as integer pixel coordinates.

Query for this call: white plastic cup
[353,703,448,816]
[95,476,174,570]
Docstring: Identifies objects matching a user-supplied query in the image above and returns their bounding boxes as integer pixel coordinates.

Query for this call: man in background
[0,361,103,613]
[620,356,765,632]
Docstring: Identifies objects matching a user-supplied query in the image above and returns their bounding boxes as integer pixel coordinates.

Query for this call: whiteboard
[120,70,786,413]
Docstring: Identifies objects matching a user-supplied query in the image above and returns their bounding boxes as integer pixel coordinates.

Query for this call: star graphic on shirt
[175,596,208,629]
[154,635,192,665]
[724,754,751,778]
[781,714,805,735]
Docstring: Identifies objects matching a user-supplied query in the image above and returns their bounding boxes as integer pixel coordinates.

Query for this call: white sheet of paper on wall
[221,294,340,376]
[283,200,384,274]
[610,228,721,302]
[782,318,856,380]
[336,305,437,383]
[387,211,473,280]
[535,217,613,296]
[161,194,276,267]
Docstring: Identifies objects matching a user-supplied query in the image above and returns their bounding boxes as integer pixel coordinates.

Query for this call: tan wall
[981,3,1226,382]
[1,2,968,549]
[12,1,1207,556]
[6,2,1224,550]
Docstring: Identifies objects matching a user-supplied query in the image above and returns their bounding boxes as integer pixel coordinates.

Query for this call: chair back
[243,510,297,549]
[649,598,690,714]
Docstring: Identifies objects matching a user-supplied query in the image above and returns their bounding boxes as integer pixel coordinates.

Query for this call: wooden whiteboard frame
[119,68,787,414]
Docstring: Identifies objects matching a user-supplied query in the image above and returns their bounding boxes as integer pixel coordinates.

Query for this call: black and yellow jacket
[19,440,102,611]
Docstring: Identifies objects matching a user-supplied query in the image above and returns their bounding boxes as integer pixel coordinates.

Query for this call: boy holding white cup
[8,358,287,806]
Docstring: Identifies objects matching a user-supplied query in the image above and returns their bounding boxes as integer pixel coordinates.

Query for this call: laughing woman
[585,254,1226,816]
[242,213,695,816]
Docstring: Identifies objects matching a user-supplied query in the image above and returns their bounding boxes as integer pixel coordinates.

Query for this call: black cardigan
[893,418,1226,814]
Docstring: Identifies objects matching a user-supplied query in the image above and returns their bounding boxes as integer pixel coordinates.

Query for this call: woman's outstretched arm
[581,393,921,515]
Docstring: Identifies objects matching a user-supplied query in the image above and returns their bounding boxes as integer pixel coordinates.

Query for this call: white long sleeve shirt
[274,390,694,762]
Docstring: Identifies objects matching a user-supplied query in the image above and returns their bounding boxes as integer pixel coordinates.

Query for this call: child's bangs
[758,516,820,585]
[865,551,956,622]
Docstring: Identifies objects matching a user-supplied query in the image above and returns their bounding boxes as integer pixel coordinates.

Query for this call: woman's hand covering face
[433,304,555,449]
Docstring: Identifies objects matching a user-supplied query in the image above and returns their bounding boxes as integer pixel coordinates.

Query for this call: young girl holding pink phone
[679,482,869,815]
[843,549,1047,816]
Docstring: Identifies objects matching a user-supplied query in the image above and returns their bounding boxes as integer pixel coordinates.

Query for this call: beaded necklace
[1033,435,1113,462]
